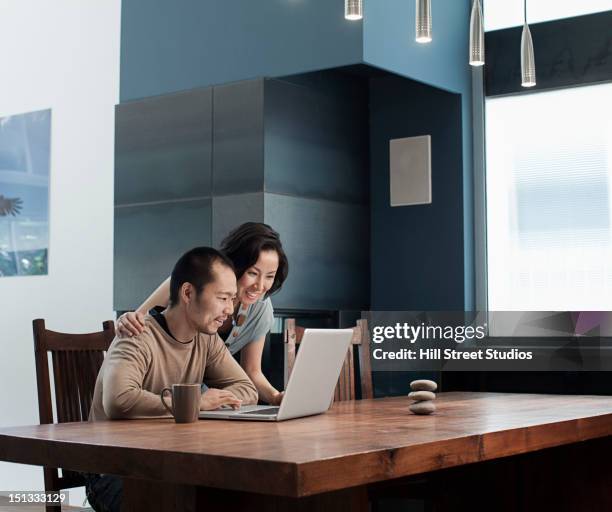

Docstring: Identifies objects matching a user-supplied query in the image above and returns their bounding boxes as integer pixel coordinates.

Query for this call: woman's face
[236,249,279,306]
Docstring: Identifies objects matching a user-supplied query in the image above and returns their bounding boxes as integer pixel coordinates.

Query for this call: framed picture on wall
[0,109,51,277]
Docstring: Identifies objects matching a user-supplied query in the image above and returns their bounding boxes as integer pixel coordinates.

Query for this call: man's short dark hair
[169,247,235,306]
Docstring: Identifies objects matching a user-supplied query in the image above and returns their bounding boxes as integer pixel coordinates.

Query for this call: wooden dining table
[0,392,611,511]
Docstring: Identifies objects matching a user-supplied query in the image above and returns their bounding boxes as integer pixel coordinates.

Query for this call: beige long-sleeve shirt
[89,314,258,421]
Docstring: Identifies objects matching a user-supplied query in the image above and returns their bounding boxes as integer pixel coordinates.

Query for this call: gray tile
[213,79,265,195]
[212,193,264,247]
[264,193,369,310]
[115,88,212,206]
[114,199,212,311]
[264,78,369,204]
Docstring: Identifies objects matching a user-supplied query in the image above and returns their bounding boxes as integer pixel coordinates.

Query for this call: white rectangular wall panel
[389,135,432,206]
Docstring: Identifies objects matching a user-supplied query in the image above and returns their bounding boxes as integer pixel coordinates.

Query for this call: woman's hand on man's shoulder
[116,311,146,338]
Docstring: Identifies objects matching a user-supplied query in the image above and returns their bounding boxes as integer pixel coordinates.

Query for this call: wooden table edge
[295,412,612,496]
[0,434,300,497]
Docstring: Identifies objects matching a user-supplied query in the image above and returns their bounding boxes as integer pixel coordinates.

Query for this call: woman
[116,222,289,405]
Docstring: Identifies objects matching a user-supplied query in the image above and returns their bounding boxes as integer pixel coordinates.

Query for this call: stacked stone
[408,380,437,415]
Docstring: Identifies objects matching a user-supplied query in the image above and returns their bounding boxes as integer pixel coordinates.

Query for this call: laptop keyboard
[239,407,280,416]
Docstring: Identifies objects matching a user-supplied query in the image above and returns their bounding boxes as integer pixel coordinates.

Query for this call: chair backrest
[283,318,373,401]
[32,318,115,496]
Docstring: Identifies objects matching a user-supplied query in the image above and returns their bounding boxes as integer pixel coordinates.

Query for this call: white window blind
[483,0,612,31]
[486,83,612,310]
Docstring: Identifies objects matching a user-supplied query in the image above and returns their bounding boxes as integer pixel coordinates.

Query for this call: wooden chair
[283,318,373,401]
[32,318,115,512]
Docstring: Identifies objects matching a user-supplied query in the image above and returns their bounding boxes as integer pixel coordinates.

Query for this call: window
[484,0,612,31]
[485,82,612,310]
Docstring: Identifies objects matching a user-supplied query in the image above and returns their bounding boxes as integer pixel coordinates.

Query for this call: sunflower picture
[0,109,51,277]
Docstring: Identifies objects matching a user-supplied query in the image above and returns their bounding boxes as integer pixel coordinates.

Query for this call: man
[85,247,258,511]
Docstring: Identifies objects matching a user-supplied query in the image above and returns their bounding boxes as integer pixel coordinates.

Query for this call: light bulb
[345,0,363,21]
[469,0,484,66]
[416,0,432,44]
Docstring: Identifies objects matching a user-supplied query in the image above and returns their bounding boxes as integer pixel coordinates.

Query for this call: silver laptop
[199,328,353,421]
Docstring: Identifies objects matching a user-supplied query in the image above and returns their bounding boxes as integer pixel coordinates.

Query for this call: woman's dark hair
[169,247,235,306]
[220,222,288,297]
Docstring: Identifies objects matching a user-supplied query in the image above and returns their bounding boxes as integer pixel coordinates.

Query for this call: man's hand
[116,311,146,337]
[201,388,242,410]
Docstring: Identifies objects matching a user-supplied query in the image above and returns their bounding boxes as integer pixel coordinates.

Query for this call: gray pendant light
[521,0,536,87]
[415,0,432,43]
[469,0,484,66]
[345,0,363,21]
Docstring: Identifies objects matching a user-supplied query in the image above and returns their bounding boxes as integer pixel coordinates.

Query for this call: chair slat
[81,351,95,418]
[76,351,85,420]
[357,320,373,399]
[51,351,66,422]
[337,350,350,401]
[336,364,344,402]
[64,352,75,420]
[76,351,88,420]
[69,352,81,422]
[347,343,355,401]
[345,346,353,400]
[66,352,79,422]
[284,319,297,387]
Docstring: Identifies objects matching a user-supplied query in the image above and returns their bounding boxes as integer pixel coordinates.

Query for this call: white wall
[0,0,120,503]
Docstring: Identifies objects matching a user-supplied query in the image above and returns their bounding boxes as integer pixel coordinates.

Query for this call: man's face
[187,262,237,335]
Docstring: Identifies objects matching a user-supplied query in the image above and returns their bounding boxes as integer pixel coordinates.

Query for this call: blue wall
[363,0,471,95]
[362,0,474,309]
[121,0,472,99]
[120,0,363,101]
[369,74,465,310]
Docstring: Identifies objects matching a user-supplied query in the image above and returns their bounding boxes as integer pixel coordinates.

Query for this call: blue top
[223,297,275,355]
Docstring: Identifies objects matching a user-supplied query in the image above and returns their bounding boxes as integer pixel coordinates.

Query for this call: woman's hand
[116,311,146,337]
[269,391,284,406]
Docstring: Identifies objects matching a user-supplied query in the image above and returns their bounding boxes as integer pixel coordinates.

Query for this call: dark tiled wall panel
[212,80,265,196]
[265,193,369,311]
[264,76,369,204]
[212,193,265,247]
[114,199,212,311]
[115,88,212,205]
